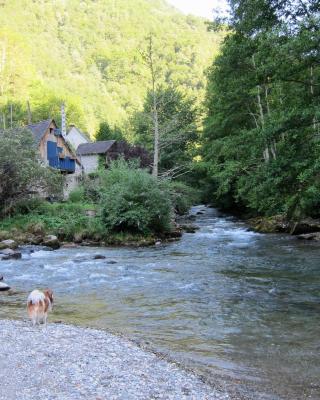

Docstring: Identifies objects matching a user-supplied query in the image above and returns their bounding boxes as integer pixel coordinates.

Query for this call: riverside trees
[203,0,320,218]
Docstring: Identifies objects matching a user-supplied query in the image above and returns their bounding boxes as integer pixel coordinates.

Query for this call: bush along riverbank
[0,160,199,253]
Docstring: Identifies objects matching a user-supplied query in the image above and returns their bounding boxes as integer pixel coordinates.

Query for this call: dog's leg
[32,315,37,327]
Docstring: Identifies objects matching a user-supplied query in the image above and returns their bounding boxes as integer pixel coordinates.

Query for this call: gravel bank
[0,320,229,400]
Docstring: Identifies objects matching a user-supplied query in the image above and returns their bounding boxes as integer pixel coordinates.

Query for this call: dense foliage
[0,128,62,216]
[132,86,199,177]
[98,160,172,234]
[203,0,320,218]
[0,0,222,136]
[95,122,124,142]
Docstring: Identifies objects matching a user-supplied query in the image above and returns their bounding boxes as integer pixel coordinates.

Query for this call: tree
[203,0,320,218]
[95,121,124,142]
[0,128,62,215]
[133,86,198,178]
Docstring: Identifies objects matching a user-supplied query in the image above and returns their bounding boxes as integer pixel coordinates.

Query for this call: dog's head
[44,289,54,305]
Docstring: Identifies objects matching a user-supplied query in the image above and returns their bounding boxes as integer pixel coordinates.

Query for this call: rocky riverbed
[0,320,229,400]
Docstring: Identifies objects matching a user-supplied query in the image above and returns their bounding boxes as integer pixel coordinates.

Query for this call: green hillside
[0,0,222,136]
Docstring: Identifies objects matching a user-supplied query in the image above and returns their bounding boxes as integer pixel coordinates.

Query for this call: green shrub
[99,160,172,234]
[68,187,85,203]
[11,198,46,215]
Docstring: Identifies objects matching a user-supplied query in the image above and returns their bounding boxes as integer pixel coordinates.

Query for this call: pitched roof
[26,119,55,143]
[77,140,116,155]
[67,126,91,143]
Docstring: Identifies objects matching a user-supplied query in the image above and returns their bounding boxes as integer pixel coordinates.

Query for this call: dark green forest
[203,0,320,219]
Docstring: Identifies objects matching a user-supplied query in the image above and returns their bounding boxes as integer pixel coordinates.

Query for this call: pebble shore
[0,320,230,400]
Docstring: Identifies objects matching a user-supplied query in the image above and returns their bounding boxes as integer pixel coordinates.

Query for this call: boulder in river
[289,218,320,235]
[180,224,200,233]
[0,248,22,260]
[93,254,106,260]
[0,282,10,291]
[297,232,320,241]
[0,239,18,250]
[42,235,60,249]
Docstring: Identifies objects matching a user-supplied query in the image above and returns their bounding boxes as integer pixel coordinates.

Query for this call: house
[76,140,151,174]
[26,118,82,195]
[66,124,91,151]
[76,140,116,174]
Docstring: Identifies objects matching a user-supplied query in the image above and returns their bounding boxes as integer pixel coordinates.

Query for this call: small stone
[0,282,10,291]
[93,254,106,260]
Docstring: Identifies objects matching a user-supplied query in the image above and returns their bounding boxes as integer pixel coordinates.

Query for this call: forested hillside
[203,0,320,219]
[0,0,222,135]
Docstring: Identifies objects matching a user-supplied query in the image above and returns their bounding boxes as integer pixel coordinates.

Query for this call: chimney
[61,103,66,137]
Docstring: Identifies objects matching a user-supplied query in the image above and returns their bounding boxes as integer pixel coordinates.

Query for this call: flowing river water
[0,206,319,399]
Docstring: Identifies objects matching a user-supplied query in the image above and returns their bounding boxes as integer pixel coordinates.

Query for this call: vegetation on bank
[202,0,320,220]
[0,160,198,245]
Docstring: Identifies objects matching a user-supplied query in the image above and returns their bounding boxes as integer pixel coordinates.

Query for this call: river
[0,206,319,399]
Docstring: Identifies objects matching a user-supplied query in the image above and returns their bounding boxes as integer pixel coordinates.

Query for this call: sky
[166,0,228,20]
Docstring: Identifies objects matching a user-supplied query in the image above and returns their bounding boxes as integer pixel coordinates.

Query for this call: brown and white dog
[27,289,54,326]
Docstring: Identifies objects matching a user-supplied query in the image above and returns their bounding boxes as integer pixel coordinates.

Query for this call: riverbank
[0,201,196,252]
[0,319,229,400]
[244,214,320,240]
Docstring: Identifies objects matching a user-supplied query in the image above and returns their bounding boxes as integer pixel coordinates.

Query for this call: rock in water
[0,248,22,260]
[93,254,106,260]
[42,235,60,249]
[0,282,10,291]
[0,239,18,250]
[297,232,320,241]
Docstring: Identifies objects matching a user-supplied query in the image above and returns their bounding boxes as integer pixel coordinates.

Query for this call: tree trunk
[147,35,159,178]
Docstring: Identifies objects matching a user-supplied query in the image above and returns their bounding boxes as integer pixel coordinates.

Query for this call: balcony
[48,156,75,173]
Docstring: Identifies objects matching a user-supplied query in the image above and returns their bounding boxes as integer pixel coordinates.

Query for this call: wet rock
[0,239,18,250]
[93,254,106,260]
[106,260,117,264]
[73,232,83,243]
[289,218,320,235]
[180,224,200,233]
[167,229,183,239]
[0,282,10,291]
[297,232,320,241]
[30,235,43,245]
[247,216,289,233]
[0,248,22,260]
[42,235,60,250]
[0,275,3,281]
